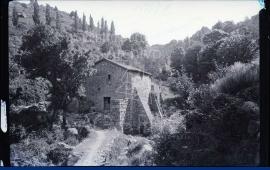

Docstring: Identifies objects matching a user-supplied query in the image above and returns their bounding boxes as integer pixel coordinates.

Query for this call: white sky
[31,0,260,45]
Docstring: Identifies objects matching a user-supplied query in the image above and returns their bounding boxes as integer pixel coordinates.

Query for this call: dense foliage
[9,0,259,166]
[154,14,260,166]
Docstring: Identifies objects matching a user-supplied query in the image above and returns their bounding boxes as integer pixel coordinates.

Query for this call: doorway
[104,97,111,111]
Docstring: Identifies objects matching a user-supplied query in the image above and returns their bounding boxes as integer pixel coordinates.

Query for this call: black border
[259,0,270,166]
[0,0,270,167]
[0,0,10,167]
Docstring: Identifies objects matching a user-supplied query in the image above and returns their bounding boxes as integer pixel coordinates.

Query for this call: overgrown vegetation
[9,0,259,166]
[154,15,260,166]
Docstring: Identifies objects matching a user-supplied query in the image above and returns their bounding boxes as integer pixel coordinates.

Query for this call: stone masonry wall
[123,89,151,136]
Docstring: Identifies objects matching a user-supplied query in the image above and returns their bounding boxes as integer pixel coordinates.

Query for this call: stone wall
[130,73,153,125]
[123,89,151,136]
[86,60,132,112]
[110,98,129,131]
[85,60,153,135]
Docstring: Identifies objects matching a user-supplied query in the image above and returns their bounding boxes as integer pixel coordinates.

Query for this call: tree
[74,11,78,32]
[18,25,93,128]
[97,21,100,30]
[216,34,258,66]
[212,21,236,33]
[170,47,185,72]
[45,4,52,25]
[110,21,115,35]
[182,44,202,83]
[197,42,222,83]
[121,33,148,56]
[212,21,223,30]
[32,0,40,25]
[82,13,86,31]
[89,14,94,31]
[202,29,229,45]
[104,20,108,39]
[55,7,61,30]
[110,21,115,41]
[12,5,19,27]
[100,17,105,37]
[100,42,110,53]
[121,39,132,52]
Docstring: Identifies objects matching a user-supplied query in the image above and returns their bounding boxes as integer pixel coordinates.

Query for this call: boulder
[47,142,73,166]
[66,153,80,166]
[64,128,79,146]
[65,128,78,136]
[77,125,92,141]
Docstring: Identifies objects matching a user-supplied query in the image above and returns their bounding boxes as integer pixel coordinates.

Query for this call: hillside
[9,0,260,166]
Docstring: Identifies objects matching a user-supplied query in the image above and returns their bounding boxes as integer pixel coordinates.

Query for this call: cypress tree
[89,14,94,31]
[74,11,78,32]
[55,7,61,30]
[100,17,104,34]
[110,21,115,35]
[110,21,115,41]
[32,0,40,25]
[104,20,108,39]
[104,20,108,33]
[45,4,52,25]
[97,21,100,30]
[82,13,86,31]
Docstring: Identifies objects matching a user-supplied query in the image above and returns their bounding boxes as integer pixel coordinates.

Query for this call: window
[140,72,143,79]
[108,74,111,81]
[98,87,101,91]
[104,97,111,111]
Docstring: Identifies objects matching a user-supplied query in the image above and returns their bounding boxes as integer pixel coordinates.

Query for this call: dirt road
[73,129,118,166]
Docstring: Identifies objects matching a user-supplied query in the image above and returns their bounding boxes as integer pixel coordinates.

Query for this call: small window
[108,74,111,81]
[140,72,143,79]
[98,87,101,91]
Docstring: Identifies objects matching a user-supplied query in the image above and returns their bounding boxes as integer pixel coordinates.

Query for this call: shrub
[77,126,91,141]
[47,146,71,166]
[9,124,27,143]
[168,69,194,109]
[10,136,51,166]
[212,62,259,95]
[188,84,216,112]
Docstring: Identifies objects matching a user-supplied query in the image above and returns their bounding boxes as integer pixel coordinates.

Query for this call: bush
[47,146,72,166]
[9,124,27,144]
[188,84,216,112]
[77,126,91,141]
[168,69,194,109]
[10,136,51,166]
[212,62,259,95]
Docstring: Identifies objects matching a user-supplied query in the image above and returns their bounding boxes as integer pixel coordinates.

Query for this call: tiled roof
[95,58,152,76]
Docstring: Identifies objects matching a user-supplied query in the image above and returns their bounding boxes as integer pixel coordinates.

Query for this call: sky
[32,0,261,45]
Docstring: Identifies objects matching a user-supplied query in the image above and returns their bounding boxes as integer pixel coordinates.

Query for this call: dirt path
[73,129,118,166]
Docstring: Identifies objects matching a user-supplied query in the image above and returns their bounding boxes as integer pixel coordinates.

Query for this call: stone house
[86,58,162,135]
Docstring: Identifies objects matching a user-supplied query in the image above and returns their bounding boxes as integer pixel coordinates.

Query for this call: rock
[66,153,80,166]
[67,128,79,135]
[64,128,78,139]
[47,142,73,166]
[64,128,79,146]
[78,125,91,140]
[57,142,74,150]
